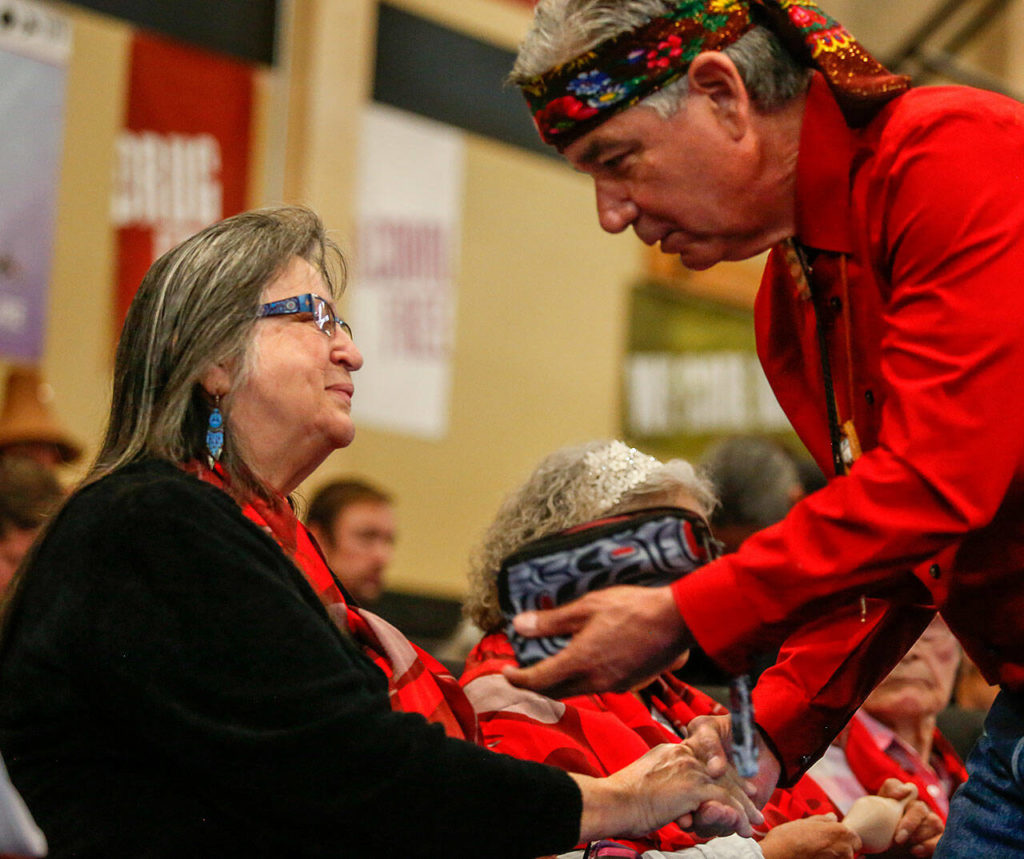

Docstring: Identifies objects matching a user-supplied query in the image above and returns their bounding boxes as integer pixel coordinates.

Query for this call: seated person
[808,617,968,821]
[462,440,942,858]
[0,458,63,592]
[0,366,82,471]
[305,477,396,606]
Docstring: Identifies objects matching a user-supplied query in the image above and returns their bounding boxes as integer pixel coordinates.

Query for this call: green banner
[623,281,802,462]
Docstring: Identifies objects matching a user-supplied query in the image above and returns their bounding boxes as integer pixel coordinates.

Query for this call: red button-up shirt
[672,74,1024,784]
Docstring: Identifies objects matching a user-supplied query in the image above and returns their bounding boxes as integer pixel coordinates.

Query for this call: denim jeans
[936,688,1024,856]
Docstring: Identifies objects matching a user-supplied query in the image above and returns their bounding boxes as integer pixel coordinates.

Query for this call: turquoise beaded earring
[206,395,224,468]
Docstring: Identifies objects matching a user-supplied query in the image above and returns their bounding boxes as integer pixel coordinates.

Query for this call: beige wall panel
[39,7,131,482]
[282,0,377,244]
[391,0,531,49]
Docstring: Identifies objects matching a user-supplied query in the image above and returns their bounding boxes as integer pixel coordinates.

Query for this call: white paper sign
[351,103,464,439]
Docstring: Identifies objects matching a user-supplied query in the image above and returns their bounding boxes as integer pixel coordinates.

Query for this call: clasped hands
[501,584,774,837]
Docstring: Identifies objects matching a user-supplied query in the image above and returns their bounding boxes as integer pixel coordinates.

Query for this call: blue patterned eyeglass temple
[258,293,352,339]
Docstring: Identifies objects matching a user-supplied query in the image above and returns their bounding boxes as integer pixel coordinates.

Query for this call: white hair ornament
[581,441,660,512]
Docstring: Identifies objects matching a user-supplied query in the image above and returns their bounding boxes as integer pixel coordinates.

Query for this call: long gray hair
[89,205,345,501]
[464,440,716,633]
[510,0,811,116]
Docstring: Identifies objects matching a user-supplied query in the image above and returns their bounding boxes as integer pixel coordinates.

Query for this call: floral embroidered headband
[521,0,910,148]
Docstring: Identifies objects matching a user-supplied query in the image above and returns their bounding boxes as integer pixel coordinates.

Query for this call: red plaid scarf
[189,463,480,743]
[843,714,967,821]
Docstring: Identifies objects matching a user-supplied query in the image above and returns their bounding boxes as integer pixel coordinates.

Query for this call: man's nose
[595,180,638,234]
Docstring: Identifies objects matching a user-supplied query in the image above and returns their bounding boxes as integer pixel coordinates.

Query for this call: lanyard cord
[793,242,847,478]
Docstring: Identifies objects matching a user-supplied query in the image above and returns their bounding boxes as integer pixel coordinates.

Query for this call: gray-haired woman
[0,207,759,858]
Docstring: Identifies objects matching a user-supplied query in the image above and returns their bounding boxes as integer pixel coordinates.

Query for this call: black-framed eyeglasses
[258,293,353,339]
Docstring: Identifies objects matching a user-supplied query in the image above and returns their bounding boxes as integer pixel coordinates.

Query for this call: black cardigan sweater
[0,461,581,858]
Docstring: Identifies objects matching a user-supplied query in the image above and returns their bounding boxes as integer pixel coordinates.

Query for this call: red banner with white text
[111,31,254,325]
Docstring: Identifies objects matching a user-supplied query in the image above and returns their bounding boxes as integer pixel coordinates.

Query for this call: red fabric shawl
[189,463,479,743]
[461,632,838,853]
[843,714,967,821]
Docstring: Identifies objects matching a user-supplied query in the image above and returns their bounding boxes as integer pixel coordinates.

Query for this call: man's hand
[501,585,692,697]
[760,815,862,859]
[684,714,782,812]
[571,742,764,843]
[873,779,944,857]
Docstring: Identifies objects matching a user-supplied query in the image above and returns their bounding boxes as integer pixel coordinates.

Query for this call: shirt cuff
[671,560,763,675]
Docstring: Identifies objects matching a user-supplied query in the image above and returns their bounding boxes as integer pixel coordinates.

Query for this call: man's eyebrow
[573,137,627,167]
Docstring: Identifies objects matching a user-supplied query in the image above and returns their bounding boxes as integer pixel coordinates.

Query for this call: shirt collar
[859,710,933,772]
[794,73,858,256]
[857,710,898,752]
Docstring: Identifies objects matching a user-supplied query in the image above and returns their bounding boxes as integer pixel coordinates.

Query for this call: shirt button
[829,296,843,312]
[929,564,941,579]
[865,389,875,405]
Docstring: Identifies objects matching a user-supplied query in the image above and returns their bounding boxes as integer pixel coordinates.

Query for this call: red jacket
[672,74,1024,783]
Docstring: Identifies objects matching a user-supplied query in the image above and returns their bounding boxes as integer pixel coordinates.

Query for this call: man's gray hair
[464,440,716,633]
[511,0,811,118]
[89,205,345,501]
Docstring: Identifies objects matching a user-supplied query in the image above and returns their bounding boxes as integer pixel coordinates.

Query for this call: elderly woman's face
[227,256,362,479]
[863,617,960,724]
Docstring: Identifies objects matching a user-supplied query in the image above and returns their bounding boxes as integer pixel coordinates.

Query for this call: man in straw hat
[0,367,81,470]
[502,2,1024,852]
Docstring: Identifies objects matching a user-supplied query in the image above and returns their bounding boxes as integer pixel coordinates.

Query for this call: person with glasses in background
[0,206,761,859]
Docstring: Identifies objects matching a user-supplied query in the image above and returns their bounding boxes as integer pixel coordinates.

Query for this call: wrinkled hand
[873,780,944,857]
[684,713,781,813]
[572,742,764,844]
[760,815,862,859]
[502,585,692,698]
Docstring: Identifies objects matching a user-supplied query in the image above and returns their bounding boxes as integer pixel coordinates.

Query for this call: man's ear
[307,522,331,550]
[687,52,750,139]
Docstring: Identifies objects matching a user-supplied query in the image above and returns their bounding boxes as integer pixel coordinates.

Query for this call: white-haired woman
[0,208,759,859]
[461,441,942,858]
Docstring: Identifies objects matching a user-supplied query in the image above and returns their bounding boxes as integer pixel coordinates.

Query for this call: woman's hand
[872,779,944,857]
[502,585,693,698]
[571,742,763,844]
[760,815,862,859]
[684,713,782,812]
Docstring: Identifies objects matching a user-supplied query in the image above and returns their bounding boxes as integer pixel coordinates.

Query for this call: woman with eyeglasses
[0,207,760,859]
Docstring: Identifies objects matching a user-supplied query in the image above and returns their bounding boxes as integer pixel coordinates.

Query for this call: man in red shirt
[502,2,1024,854]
